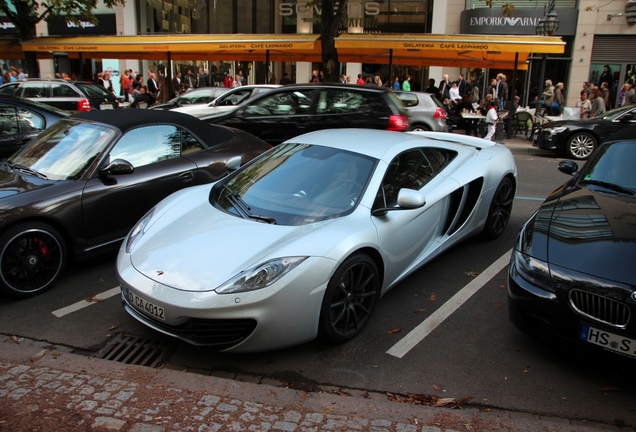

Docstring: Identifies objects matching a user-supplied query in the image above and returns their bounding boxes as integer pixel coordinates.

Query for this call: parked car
[117,129,517,352]
[394,91,448,132]
[0,110,270,298]
[0,95,69,157]
[149,87,230,110]
[0,79,120,113]
[171,85,280,117]
[509,137,636,363]
[533,104,636,160]
[199,84,409,145]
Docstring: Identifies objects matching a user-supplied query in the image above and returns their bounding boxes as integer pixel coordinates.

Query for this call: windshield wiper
[582,179,634,195]
[5,161,48,180]
[222,185,277,224]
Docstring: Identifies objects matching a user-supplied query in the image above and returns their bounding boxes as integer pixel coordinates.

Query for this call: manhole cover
[93,334,176,368]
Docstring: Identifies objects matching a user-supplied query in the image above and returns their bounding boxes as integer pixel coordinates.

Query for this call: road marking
[52,287,121,318]
[514,196,545,201]
[386,249,512,359]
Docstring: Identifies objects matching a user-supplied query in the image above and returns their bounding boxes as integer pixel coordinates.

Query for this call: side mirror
[372,188,426,216]
[226,156,242,171]
[100,158,134,176]
[558,160,579,176]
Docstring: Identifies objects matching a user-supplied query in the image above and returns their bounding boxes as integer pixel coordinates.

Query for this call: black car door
[216,88,317,145]
[312,88,392,130]
[81,124,201,249]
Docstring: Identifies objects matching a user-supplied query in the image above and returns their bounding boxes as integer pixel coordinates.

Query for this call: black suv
[200,83,409,146]
[0,79,119,113]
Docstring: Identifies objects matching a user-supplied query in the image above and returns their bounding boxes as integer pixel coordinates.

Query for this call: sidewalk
[0,337,625,432]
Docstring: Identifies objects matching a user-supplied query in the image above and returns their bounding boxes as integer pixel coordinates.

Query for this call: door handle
[178,171,194,182]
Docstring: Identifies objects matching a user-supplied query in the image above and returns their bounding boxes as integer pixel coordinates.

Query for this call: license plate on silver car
[580,324,636,358]
[128,290,165,321]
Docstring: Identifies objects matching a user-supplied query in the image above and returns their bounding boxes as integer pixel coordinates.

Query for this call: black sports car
[509,137,636,363]
[0,95,69,157]
[533,104,636,160]
[0,110,270,298]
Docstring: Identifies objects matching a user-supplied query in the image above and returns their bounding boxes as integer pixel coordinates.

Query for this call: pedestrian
[232,74,242,88]
[542,79,555,115]
[198,68,209,87]
[223,72,233,88]
[279,73,291,85]
[552,82,565,116]
[625,82,636,105]
[438,74,450,101]
[374,75,382,87]
[184,69,196,90]
[484,101,499,141]
[576,89,592,119]
[172,72,182,96]
[425,78,438,95]
[356,74,365,85]
[129,85,155,108]
[601,81,611,110]
[496,73,508,111]
[598,64,613,90]
[392,76,400,91]
[147,72,158,99]
[120,69,130,102]
[401,75,411,91]
[588,87,606,118]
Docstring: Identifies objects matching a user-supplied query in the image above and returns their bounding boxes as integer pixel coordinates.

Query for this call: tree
[0,0,126,77]
[307,0,348,83]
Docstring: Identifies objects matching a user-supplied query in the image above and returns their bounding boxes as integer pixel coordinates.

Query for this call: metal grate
[569,290,631,329]
[93,334,176,368]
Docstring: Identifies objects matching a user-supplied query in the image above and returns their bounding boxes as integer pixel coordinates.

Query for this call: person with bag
[552,82,565,116]
[542,79,555,115]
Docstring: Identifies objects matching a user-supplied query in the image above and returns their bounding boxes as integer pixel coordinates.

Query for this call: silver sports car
[117,129,517,352]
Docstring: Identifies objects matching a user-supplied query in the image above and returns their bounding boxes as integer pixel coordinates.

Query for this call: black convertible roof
[71,109,233,143]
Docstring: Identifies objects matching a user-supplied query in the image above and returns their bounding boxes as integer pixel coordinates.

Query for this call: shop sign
[47,13,116,35]
[461,8,578,36]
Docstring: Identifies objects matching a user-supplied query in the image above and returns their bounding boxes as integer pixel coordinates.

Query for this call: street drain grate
[93,334,176,368]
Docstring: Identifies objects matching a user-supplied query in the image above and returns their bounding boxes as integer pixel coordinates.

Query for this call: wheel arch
[0,216,76,263]
[346,246,385,292]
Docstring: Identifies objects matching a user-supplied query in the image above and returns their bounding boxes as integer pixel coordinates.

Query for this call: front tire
[566,132,596,160]
[319,253,379,344]
[482,177,514,240]
[0,222,66,298]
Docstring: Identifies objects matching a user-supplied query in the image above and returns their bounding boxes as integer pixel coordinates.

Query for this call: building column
[345,3,363,83]
[296,3,313,83]
[568,1,597,107]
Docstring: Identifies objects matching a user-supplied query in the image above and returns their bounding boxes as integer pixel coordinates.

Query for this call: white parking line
[51,287,121,318]
[386,249,512,359]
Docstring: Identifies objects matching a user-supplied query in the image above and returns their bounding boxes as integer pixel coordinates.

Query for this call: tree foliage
[306,0,348,83]
[0,0,125,76]
[479,0,516,17]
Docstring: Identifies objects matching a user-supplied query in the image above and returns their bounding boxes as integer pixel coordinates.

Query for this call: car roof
[0,95,70,116]
[285,128,486,161]
[71,109,232,139]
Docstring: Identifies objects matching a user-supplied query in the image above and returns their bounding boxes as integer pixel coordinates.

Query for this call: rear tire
[318,253,379,344]
[410,124,431,132]
[0,222,66,298]
[482,177,514,240]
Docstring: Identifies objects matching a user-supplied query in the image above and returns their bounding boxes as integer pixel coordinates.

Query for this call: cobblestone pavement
[0,337,627,432]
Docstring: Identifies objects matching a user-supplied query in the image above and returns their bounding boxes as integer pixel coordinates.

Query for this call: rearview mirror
[226,156,242,171]
[100,158,134,176]
[558,160,578,175]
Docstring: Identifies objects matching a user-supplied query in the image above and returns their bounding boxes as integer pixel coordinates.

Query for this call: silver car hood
[130,192,340,292]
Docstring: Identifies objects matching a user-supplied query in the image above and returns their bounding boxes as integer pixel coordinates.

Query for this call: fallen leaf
[499,285,505,289]
[85,295,105,303]
[480,408,491,412]
[465,271,480,278]
[429,293,437,302]
[387,328,402,334]
[598,387,620,392]
[109,325,120,331]
[10,336,23,344]
[414,308,426,314]
[433,385,442,391]
[562,397,568,401]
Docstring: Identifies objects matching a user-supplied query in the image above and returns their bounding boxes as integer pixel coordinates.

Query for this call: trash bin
[495,122,505,144]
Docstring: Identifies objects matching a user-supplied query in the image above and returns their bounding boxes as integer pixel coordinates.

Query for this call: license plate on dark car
[580,324,636,358]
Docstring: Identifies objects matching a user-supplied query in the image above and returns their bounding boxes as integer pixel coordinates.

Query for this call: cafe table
[460,112,486,136]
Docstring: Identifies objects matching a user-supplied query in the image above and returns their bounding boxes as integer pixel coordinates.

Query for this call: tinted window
[244,89,315,116]
[317,89,391,116]
[110,125,180,168]
[215,88,254,106]
[0,105,18,135]
[51,83,79,97]
[374,148,456,209]
[16,107,45,132]
[182,129,204,154]
[581,141,636,191]
[20,83,48,99]
[75,82,113,97]
[395,92,419,108]
[0,84,18,96]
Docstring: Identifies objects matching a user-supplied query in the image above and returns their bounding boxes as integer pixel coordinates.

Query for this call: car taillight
[77,98,91,112]
[433,107,447,119]
[387,114,409,131]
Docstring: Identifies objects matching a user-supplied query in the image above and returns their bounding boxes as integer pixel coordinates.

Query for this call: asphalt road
[1,138,634,429]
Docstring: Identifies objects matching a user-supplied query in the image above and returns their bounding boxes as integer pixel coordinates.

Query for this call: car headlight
[510,249,554,292]
[215,257,308,294]
[548,126,568,134]
[125,208,155,253]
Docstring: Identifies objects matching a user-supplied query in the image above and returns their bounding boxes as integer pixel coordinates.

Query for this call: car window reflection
[110,125,181,168]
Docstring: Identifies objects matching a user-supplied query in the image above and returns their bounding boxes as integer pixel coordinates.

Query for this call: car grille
[569,289,630,328]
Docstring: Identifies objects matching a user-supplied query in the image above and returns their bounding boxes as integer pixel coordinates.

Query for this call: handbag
[551,101,560,110]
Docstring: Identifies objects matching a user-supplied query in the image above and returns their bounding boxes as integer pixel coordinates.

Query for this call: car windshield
[580,141,636,194]
[214,143,377,226]
[179,88,229,105]
[8,119,116,181]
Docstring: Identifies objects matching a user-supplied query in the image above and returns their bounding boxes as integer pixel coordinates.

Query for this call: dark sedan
[533,104,636,160]
[200,83,409,146]
[149,87,230,110]
[509,138,636,363]
[0,110,270,298]
[0,96,69,157]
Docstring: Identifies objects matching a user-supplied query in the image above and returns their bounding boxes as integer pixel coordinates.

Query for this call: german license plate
[128,290,165,321]
[100,103,113,110]
[580,324,636,358]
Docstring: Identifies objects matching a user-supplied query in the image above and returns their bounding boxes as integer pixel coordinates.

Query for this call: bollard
[495,122,505,144]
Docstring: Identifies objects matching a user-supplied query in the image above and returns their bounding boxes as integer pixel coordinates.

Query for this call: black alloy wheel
[0,222,66,298]
[319,253,379,343]
[482,177,514,240]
